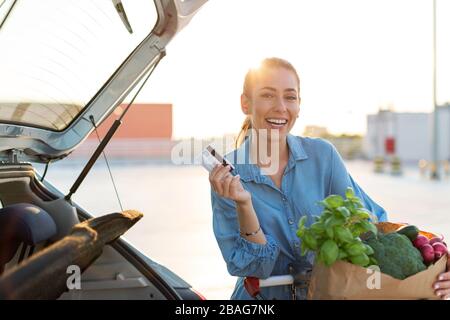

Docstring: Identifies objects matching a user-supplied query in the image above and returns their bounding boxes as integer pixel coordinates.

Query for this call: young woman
[209,57,449,300]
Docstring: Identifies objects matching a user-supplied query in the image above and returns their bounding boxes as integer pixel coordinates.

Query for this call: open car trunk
[0,164,197,299]
[0,0,208,300]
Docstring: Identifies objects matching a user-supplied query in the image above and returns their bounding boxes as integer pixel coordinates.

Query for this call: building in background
[303,125,364,159]
[364,104,450,163]
[71,103,175,160]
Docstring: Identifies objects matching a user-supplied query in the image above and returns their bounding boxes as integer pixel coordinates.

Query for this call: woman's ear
[241,93,251,115]
[297,97,301,117]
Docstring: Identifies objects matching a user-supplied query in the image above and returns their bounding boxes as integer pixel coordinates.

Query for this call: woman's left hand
[433,255,450,300]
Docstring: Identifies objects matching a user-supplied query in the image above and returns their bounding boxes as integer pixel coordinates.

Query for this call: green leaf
[320,240,339,266]
[310,222,325,235]
[334,225,354,243]
[325,216,345,230]
[354,209,371,220]
[337,249,348,260]
[354,201,364,209]
[360,220,378,236]
[344,199,357,212]
[349,222,369,237]
[300,241,309,256]
[323,195,344,209]
[364,244,374,255]
[298,215,307,229]
[349,253,370,267]
[335,207,351,219]
[325,226,334,238]
[368,257,378,266]
[345,187,355,199]
[345,241,366,256]
[302,231,318,250]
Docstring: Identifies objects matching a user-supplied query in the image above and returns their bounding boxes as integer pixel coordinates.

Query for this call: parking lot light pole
[431,0,440,180]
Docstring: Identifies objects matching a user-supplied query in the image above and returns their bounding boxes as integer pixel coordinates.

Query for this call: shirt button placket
[283,196,294,226]
[282,195,300,253]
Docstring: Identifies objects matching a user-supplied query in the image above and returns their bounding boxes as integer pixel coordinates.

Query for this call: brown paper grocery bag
[307,255,447,300]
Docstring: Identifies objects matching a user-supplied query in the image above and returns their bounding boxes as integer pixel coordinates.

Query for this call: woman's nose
[273,95,288,112]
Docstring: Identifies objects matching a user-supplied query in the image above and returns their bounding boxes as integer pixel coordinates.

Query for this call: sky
[2,0,450,139]
[136,0,450,139]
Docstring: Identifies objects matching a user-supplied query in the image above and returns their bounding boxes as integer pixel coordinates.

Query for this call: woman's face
[242,66,300,142]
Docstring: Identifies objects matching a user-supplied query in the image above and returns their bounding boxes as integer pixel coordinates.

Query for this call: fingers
[438,272,450,281]
[230,174,241,191]
[434,272,450,299]
[222,174,234,198]
[210,164,230,181]
[209,164,232,195]
[434,279,450,290]
[435,287,450,300]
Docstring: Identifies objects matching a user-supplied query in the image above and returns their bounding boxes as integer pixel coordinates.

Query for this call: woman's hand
[209,164,251,205]
[433,255,450,300]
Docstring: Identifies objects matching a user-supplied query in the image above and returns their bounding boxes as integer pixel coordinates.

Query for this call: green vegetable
[334,226,354,243]
[310,222,325,235]
[338,249,348,260]
[396,225,419,241]
[363,233,426,280]
[321,195,344,209]
[296,187,379,268]
[345,241,367,256]
[363,244,374,255]
[320,240,339,266]
[335,207,351,219]
[302,230,318,250]
[345,187,355,199]
[350,253,370,267]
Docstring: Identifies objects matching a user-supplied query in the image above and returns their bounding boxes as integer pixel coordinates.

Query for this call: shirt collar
[286,134,308,162]
[228,134,308,183]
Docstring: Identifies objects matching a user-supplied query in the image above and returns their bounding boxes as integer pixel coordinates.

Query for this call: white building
[364,104,450,163]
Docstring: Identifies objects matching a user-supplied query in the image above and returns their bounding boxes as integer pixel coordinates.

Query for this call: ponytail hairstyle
[235,115,252,149]
[235,57,300,148]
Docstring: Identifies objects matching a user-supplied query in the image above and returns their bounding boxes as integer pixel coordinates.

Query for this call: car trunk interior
[0,163,169,300]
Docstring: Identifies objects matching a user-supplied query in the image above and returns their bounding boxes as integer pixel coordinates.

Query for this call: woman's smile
[265,117,289,130]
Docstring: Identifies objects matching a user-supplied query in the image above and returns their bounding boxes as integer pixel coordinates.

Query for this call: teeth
[266,118,287,125]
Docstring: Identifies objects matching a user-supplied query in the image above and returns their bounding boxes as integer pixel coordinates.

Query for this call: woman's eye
[285,96,297,101]
[261,93,274,98]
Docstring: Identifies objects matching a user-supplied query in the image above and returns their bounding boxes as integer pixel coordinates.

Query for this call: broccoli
[364,232,426,280]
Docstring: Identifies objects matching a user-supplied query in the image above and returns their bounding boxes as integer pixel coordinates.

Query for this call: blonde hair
[235,57,300,148]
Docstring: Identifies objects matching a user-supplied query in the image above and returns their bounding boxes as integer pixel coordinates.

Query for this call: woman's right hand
[209,164,251,205]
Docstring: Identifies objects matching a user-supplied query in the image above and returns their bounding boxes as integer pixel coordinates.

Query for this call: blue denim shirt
[210,134,387,300]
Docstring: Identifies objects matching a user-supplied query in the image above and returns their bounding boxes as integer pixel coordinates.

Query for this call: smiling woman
[0,0,157,130]
[236,58,300,149]
[208,57,388,300]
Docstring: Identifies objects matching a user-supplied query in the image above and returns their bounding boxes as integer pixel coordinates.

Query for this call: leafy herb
[297,187,378,267]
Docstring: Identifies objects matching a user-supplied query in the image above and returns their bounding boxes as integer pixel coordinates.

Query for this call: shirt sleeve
[328,143,388,222]
[211,190,280,279]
